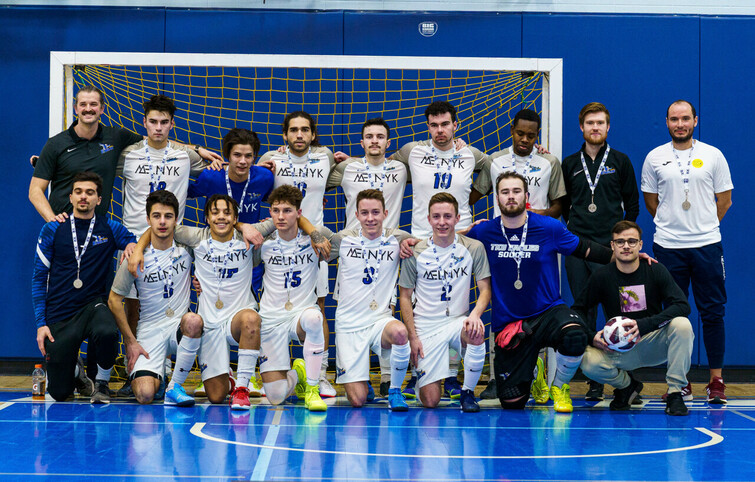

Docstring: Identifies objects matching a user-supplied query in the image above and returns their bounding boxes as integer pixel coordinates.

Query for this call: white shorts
[335,316,394,384]
[259,306,318,373]
[198,317,238,381]
[131,320,181,379]
[315,260,329,298]
[415,316,465,389]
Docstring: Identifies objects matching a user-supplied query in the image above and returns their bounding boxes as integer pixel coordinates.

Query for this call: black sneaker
[480,379,498,400]
[379,381,390,397]
[609,378,643,411]
[585,380,604,401]
[74,357,95,397]
[632,393,643,405]
[117,378,135,399]
[665,391,689,416]
[91,380,111,404]
[460,389,480,413]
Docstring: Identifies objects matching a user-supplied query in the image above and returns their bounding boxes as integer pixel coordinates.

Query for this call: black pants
[45,299,118,401]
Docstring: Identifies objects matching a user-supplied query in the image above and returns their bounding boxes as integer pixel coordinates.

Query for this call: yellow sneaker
[293,358,307,399]
[550,383,573,413]
[194,381,206,397]
[304,383,327,412]
[531,357,549,404]
[249,378,264,398]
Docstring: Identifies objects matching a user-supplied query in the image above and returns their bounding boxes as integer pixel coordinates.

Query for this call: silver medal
[369,300,378,311]
[73,278,83,289]
[215,299,224,310]
[514,279,523,290]
[682,201,691,211]
[588,203,597,213]
[165,308,174,317]
[284,300,293,311]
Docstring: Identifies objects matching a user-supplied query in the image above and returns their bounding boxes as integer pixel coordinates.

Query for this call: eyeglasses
[612,238,640,247]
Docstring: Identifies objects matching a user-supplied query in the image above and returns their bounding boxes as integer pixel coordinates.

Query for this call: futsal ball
[602,316,637,352]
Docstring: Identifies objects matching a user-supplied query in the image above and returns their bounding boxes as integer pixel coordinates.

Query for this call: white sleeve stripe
[36,245,51,268]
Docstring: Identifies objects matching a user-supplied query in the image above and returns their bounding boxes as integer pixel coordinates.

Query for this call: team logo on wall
[419,21,438,37]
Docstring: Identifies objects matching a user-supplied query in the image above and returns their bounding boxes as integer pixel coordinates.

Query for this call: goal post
[48,51,563,380]
[49,51,562,158]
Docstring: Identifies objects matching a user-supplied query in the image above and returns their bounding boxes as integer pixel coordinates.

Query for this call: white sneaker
[319,376,336,398]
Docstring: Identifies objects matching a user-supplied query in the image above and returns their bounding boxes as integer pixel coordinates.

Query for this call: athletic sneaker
[460,389,480,413]
[444,376,462,399]
[402,376,418,399]
[194,382,206,397]
[550,384,573,413]
[249,379,264,397]
[293,359,308,399]
[531,357,549,404]
[304,384,327,412]
[663,382,693,402]
[74,357,95,397]
[366,383,375,402]
[165,384,195,407]
[379,381,390,397]
[665,391,689,416]
[585,380,604,401]
[116,378,134,398]
[229,386,251,410]
[480,378,497,400]
[706,377,727,404]
[319,376,337,398]
[609,377,643,411]
[90,380,111,404]
[388,388,408,412]
[154,377,166,401]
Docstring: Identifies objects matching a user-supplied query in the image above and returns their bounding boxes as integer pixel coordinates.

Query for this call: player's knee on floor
[264,379,290,405]
[300,308,324,343]
[132,372,158,404]
[557,324,588,357]
[499,382,530,409]
[48,383,74,402]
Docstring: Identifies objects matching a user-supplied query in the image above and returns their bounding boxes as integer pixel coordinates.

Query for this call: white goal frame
[49,51,563,159]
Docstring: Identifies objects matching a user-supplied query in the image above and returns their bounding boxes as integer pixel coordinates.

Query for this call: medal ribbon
[70,215,97,283]
[579,145,611,207]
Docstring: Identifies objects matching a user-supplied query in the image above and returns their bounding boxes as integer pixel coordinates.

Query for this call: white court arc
[190,423,723,459]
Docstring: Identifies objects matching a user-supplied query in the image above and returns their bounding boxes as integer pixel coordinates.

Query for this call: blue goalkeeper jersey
[32,216,136,328]
[467,213,579,331]
[188,167,274,223]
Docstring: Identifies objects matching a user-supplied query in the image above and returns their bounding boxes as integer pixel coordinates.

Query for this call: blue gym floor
[2,392,754,481]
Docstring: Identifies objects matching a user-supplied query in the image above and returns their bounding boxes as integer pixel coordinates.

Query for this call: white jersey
[329,157,407,230]
[111,242,193,338]
[119,140,206,235]
[394,140,487,238]
[398,234,490,334]
[473,147,566,215]
[174,223,270,329]
[254,229,320,324]
[641,140,733,249]
[259,146,337,226]
[327,227,411,332]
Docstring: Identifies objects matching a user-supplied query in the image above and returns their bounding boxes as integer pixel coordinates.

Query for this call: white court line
[731,410,755,423]
[0,402,14,411]
[190,424,723,459]
[250,409,283,481]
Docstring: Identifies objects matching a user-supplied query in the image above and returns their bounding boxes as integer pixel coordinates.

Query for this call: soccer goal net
[50,51,563,383]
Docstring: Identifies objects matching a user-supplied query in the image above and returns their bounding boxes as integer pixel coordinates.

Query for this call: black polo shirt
[33,121,142,216]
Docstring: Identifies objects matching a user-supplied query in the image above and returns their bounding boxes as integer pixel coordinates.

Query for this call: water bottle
[32,364,46,401]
